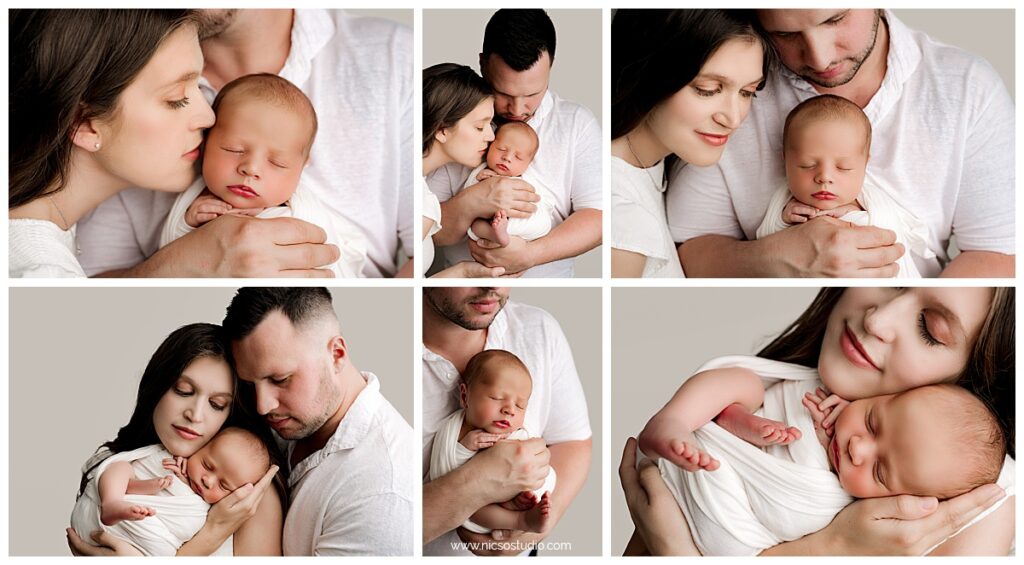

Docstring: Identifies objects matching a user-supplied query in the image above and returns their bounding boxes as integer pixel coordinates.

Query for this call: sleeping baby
[72,427,270,556]
[637,357,1006,556]
[427,349,554,534]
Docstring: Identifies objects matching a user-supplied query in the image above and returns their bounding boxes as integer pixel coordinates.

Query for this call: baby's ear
[458,382,468,408]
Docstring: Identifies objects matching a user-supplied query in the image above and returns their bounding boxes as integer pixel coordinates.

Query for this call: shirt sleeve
[569,109,604,211]
[395,30,415,259]
[539,312,592,444]
[76,189,172,275]
[316,491,414,556]
[951,60,1015,254]
[666,160,745,244]
[610,196,668,261]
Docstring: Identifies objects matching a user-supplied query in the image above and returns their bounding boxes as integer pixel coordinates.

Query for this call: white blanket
[159,177,369,278]
[463,163,558,242]
[755,174,939,278]
[427,408,557,534]
[653,355,1015,555]
[70,445,226,556]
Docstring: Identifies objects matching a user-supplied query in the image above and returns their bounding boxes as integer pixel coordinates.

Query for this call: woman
[621,287,1014,555]
[610,10,769,277]
[9,10,215,277]
[421,63,538,278]
[68,323,284,555]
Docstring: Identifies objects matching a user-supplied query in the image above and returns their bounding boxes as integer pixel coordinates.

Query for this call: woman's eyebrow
[160,71,200,90]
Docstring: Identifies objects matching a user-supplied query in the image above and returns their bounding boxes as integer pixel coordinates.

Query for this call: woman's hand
[66,528,143,556]
[618,437,692,556]
[203,465,279,539]
[814,484,1006,555]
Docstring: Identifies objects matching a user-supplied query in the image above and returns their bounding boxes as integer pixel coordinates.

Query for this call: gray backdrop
[610,287,820,554]
[424,9,604,278]
[424,287,602,555]
[9,287,413,556]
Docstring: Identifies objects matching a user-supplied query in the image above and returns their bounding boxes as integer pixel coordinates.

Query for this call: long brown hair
[422,63,493,156]
[9,10,196,208]
[758,287,1015,457]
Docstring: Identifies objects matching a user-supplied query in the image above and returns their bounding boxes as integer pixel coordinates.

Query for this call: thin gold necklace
[625,134,662,191]
[47,194,71,231]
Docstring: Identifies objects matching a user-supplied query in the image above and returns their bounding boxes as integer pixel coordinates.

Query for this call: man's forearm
[422,462,491,544]
[545,439,592,526]
[530,209,602,267]
[940,250,1015,278]
[678,234,785,277]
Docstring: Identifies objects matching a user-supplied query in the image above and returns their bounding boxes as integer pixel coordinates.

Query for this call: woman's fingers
[619,437,645,504]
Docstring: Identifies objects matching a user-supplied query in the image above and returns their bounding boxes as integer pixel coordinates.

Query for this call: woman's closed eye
[918,312,943,346]
[693,85,722,97]
[210,400,227,412]
[167,96,191,110]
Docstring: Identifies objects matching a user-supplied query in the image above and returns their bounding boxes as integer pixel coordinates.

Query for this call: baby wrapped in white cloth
[463,163,559,243]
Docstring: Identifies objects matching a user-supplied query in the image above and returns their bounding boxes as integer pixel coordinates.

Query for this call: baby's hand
[476,168,499,181]
[782,197,820,225]
[802,387,850,435]
[185,189,233,227]
[459,429,507,451]
[162,456,189,483]
[815,202,863,219]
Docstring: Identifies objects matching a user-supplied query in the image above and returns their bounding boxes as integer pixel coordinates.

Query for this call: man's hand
[467,176,539,219]
[469,236,535,274]
[133,215,339,277]
[459,429,507,451]
[773,216,904,277]
[474,438,551,502]
[782,197,819,224]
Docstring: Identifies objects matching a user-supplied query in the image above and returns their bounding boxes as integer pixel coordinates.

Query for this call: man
[668,9,1014,277]
[77,9,413,278]
[428,9,602,277]
[223,287,414,555]
[422,287,592,555]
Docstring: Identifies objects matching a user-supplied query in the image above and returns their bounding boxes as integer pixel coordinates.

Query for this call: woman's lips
[173,424,200,441]
[697,131,729,147]
[228,185,258,198]
[841,324,879,370]
[183,146,201,161]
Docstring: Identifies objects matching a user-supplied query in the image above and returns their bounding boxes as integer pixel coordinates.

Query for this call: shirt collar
[279,9,335,87]
[526,91,554,130]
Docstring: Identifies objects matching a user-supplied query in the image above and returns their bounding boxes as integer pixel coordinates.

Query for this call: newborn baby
[159,73,367,277]
[428,349,554,534]
[463,122,557,249]
[161,427,271,505]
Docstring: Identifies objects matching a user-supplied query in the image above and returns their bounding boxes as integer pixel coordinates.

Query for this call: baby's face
[185,433,265,504]
[462,367,532,434]
[485,128,537,177]
[828,391,962,499]
[785,118,868,210]
[202,98,310,209]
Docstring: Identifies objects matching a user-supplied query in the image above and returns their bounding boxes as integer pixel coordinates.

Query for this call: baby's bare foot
[521,492,552,533]
[491,210,511,247]
[639,429,719,472]
[715,403,802,446]
[101,501,156,526]
[126,475,174,495]
[501,491,538,511]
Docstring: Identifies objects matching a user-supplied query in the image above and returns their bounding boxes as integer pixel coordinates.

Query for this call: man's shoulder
[547,90,598,127]
[329,10,412,51]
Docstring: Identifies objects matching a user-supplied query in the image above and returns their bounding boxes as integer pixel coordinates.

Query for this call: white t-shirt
[610,156,685,278]
[422,301,592,555]
[666,11,1014,269]
[422,177,442,275]
[427,90,603,278]
[76,10,413,277]
[283,372,414,556]
[9,219,86,278]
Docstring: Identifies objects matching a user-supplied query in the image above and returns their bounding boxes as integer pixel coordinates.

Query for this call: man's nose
[511,98,529,117]
[256,383,279,416]
[803,30,837,71]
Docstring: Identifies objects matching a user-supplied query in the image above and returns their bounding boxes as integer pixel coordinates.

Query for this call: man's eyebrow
[819,9,850,25]
[493,88,544,98]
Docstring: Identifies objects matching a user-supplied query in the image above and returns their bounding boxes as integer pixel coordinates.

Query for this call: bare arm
[940,250,1014,278]
[470,208,602,274]
[611,248,647,278]
[229,486,283,556]
[678,218,903,278]
[94,215,339,278]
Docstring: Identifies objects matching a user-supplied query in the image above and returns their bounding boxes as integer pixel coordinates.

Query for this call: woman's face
[819,288,994,399]
[646,37,763,167]
[153,356,234,457]
[93,25,215,192]
[437,98,495,169]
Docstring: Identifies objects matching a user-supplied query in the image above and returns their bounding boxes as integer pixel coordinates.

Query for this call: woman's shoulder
[9,219,85,278]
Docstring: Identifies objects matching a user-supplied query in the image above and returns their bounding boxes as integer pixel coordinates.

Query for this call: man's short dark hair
[482,9,556,71]
[223,287,334,341]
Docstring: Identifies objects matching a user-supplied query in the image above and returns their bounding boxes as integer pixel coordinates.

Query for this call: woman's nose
[713,96,741,130]
[863,296,904,343]
[193,99,216,130]
[186,399,204,423]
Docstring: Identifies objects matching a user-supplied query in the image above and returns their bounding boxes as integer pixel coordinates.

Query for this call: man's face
[194,9,239,41]
[480,52,551,123]
[232,311,342,440]
[424,287,510,330]
[757,9,881,89]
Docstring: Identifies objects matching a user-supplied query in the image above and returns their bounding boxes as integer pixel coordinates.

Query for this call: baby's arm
[468,492,552,534]
[782,197,821,224]
[459,429,507,452]
[638,367,799,472]
[99,461,168,525]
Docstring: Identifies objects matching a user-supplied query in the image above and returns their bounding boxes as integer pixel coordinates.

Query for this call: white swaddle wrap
[463,163,559,242]
[756,174,939,278]
[159,177,369,277]
[652,355,1016,555]
[655,356,851,556]
[428,408,557,534]
[70,445,226,556]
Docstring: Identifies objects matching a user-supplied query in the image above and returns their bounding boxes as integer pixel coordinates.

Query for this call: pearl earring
[94,142,101,150]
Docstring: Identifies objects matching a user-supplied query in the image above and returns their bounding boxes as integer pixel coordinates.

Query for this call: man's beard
[425,289,507,331]
[195,9,239,41]
[798,10,881,89]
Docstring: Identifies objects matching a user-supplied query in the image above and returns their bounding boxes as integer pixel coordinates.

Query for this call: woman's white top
[422,177,441,275]
[9,219,86,278]
[611,156,684,277]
